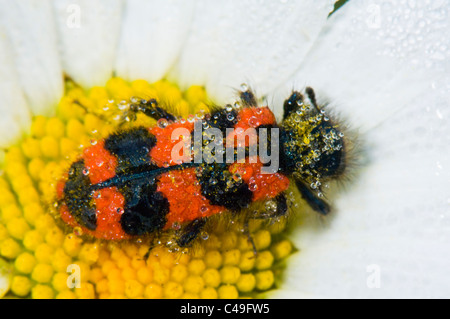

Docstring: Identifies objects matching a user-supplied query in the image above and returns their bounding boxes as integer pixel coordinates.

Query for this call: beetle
[56,87,348,249]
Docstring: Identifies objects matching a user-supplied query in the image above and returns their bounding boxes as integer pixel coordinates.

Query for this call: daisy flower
[0,0,449,299]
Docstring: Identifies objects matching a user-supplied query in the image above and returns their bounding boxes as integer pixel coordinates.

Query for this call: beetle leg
[121,98,177,126]
[295,179,330,215]
[176,218,207,247]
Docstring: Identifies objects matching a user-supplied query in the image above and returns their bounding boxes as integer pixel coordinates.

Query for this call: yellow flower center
[0,77,295,299]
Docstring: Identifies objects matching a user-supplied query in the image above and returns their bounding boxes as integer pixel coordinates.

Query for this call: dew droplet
[118,100,128,110]
[172,222,181,230]
[130,96,138,103]
[157,118,168,128]
[200,231,209,240]
[248,181,258,192]
[174,175,184,185]
[265,200,277,213]
[227,113,235,121]
[248,116,259,127]
[73,227,83,236]
[92,191,101,199]
[232,173,242,182]
[235,127,244,135]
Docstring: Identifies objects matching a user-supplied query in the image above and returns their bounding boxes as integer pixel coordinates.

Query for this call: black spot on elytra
[119,182,169,236]
[198,163,253,212]
[103,127,170,236]
[63,160,97,230]
[104,127,157,174]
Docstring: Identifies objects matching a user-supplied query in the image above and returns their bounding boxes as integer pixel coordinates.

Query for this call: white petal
[0,258,12,298]
[272,0,450,298]
[0,28,32,147]
[114,0,196,84]
[0,0,63,115]
[52,0,124,88]
[171,0,335,104]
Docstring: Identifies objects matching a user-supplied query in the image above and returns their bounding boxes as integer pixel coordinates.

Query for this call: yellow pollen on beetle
[0,77,295,299]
